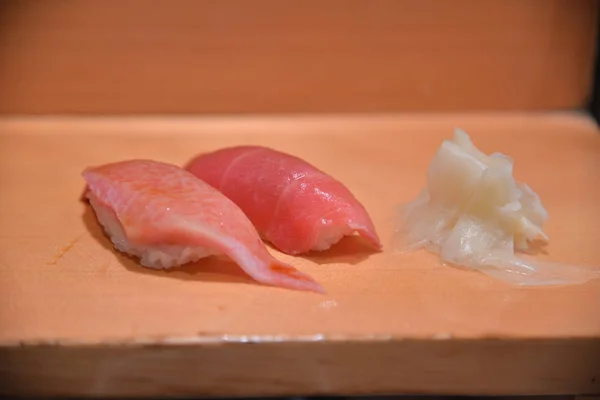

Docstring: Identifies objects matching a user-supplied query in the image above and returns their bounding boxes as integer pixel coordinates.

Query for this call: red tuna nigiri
[82,159,323,293]
[185,146,382,255]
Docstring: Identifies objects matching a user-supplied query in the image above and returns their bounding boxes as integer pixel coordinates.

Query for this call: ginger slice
[394,128,599,287]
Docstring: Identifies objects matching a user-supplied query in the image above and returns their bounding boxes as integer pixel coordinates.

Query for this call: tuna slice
[82,159,324,293]
[185,146,382,255]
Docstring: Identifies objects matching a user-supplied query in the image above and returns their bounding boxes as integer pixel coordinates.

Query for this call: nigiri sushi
[394,128,600,287]
[184,146,382,255]
[82,159,324,293]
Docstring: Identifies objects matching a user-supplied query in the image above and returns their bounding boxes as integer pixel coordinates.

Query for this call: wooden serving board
[0,113,599,397]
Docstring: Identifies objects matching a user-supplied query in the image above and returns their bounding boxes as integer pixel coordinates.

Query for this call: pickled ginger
[393,128,600,287]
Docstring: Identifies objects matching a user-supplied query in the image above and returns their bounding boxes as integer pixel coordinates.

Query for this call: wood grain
[0,112,599,396]
[0,0,598,115]
[2,339,599,397]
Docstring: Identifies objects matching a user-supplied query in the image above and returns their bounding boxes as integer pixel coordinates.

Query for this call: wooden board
[0,113,599,397]
[0,0,598,114]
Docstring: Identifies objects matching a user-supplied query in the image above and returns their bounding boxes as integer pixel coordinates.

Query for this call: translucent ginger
[394,128,599,287]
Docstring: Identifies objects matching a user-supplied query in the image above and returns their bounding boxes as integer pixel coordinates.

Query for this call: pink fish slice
[82,159,324,293]
[185,146,382,255]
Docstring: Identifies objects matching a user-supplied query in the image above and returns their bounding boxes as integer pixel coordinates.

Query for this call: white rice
[87,193,217,269]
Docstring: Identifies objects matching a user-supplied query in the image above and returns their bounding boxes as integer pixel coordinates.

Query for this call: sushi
[184,146,382,255]
[394,128,600,287]
[82,159,324,293]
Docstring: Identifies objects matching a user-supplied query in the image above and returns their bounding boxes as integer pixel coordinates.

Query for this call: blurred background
[0,0,598,116]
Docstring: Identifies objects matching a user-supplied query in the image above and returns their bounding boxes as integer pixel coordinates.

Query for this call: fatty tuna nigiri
[185,146,382,255]
[82,159,323,293]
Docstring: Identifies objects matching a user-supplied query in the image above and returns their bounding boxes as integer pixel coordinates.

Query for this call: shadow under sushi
[300,236,380,265]
[81,204,261,286]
